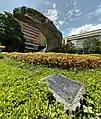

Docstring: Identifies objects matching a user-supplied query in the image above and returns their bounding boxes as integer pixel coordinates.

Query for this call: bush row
[5,52,101,69]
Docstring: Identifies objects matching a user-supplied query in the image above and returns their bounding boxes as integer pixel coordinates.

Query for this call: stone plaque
[41,73,84,112]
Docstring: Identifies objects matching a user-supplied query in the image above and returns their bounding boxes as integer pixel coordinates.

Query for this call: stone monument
[13,6,62,52]
[41,73,85,114]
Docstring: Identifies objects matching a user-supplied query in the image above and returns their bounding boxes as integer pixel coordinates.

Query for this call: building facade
[19,21,45,51]
[64,29,101,48]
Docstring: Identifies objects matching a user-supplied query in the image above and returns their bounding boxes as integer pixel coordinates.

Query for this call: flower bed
[5,52,101,69]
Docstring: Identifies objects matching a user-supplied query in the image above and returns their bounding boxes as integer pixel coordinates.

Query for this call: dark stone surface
[43,74,84,105]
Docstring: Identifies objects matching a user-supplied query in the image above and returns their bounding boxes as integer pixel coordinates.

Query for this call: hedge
[5,52,101,69]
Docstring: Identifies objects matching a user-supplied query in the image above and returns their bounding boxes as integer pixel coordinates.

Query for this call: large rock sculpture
[13,6,62,52]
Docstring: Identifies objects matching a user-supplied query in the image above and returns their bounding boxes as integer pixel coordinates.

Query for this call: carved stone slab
[41,73,84,112]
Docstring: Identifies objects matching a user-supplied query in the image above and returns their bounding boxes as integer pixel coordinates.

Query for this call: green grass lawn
[0,59,101,119]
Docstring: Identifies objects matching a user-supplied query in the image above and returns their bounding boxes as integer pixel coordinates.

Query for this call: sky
[1,0,101,37]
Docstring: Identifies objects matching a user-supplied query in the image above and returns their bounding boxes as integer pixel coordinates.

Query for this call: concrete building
[64,29,101,48]
[19,21,45,51]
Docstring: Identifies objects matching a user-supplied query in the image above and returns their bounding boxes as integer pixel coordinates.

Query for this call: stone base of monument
[64,97,84,116]
[41,73,85,116]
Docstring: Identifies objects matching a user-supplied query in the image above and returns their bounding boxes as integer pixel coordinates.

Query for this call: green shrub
[0,59,101,119]
[0,53,4,59]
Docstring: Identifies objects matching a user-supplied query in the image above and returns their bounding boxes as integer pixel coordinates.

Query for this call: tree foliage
[0,12,25,52]
[57,41,76,53]
[83,37,101,54]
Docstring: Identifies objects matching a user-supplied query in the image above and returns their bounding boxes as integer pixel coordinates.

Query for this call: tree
[83,37,101,54]
[0,12,25,52]
[57,41,76,53]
